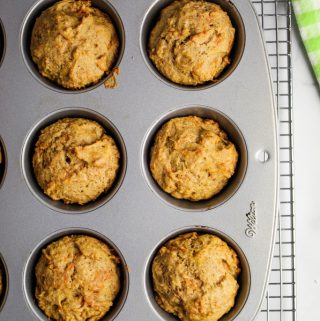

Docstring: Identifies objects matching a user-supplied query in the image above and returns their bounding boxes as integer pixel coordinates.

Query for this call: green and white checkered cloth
[293,0,320,85]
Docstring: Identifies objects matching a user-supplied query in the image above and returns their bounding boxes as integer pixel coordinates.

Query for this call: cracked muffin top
[152,232,241,321]
[148,0,235,86]
[35,235,121,321]
[31,0,119,89]
[32,118,120,205]
[150,116,238,201]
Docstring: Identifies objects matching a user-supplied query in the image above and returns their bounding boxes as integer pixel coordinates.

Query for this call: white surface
[293,23,320,320]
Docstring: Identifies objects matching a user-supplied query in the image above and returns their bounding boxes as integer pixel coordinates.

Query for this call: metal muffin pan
[0,0,278,320]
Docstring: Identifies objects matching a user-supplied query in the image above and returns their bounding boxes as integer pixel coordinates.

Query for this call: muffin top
[152,232,241,321]
[149,0,235,86]
[31,0,119,89]
[32,118,120,205]
[150,116,238,201]
[35,235,120,321]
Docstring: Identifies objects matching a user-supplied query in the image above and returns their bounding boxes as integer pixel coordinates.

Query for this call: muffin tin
[0,0,278,321]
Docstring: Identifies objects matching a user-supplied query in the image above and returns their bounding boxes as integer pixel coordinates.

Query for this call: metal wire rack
[250,0,296,320]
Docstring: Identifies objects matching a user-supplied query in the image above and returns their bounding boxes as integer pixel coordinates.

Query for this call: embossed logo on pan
[245,201,256,238]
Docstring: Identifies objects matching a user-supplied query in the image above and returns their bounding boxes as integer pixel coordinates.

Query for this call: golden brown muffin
[150,116,238,201]
[32,118,120,205]
[149,0,235,86]
[152,232,241,321]
[31,0,119,89]
[35,235,121,321]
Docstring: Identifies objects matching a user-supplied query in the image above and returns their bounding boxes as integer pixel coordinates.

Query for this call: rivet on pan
[256,150,270,163]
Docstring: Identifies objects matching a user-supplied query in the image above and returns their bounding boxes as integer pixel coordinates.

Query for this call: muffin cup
[23,227,129,321]
[21,107,127,214]
[140,0,246,90]
[20,0,125,93]
[0,253,9,313]
[141,105,247,211]
[0,18,6,68]
[0,136,7,190]
[144,226,251,321]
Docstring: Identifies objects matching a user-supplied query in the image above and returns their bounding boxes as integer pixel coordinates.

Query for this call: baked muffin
[32,118,120,205]
[35,235,121,321]
[150,116,238,201]
[152,232,241,321]
[31,0,119,89]
[149,0,235,86]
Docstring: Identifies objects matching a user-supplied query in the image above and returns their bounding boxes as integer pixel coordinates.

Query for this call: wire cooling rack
[251,1,296,320]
